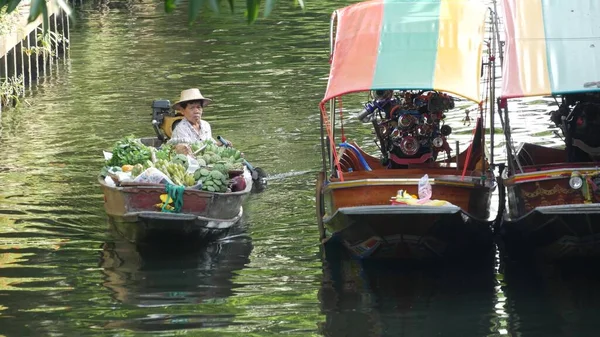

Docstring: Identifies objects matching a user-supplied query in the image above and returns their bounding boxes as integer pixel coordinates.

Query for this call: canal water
[0,1,599,336]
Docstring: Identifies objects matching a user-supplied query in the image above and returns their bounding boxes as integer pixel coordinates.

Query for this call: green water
[0,1,599,336]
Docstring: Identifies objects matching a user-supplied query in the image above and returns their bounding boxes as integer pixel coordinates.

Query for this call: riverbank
[0,1,69,117]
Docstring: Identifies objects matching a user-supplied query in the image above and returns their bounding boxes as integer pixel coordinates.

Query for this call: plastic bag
[103,151,113,161]
[106,167,133,184]
[418,174,432,200]
[104,175,116,187]
[186,156,200,174]
[133,167,174,185]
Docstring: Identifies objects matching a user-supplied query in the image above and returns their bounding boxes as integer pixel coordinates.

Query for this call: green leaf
[41,0,49,34]
[165,0,176,13]
[246,0,260,24]
[295,0,305,10]
[7,0,21,13]
[264,0,275,17]
[188,0,205,24]
[27,0,44,23]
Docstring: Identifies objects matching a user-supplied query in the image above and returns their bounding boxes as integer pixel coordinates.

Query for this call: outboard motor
[550,93,600,162]
[151,99,185,141]
[151,99,171,141]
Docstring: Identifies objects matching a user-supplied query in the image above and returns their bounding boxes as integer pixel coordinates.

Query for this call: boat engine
[359,90,454,168]
[550,92,600,162]
[151,99,183,141]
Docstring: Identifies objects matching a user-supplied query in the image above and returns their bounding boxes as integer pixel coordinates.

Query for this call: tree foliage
[0,0,305,31]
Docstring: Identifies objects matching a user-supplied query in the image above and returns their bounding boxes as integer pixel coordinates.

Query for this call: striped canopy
[501,0,600,99]
[321,0,488,105]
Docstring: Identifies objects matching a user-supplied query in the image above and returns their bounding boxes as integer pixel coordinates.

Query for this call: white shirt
[168,119,215,144]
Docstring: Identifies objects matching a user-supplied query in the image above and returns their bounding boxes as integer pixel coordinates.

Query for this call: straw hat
[172,88,213,110]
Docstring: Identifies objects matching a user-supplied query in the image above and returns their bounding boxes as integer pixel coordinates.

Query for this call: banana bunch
[155,159,195,186]
[194,168,229,192]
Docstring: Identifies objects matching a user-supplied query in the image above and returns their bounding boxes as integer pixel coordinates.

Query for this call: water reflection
[501,261,600,337]
[99,224,252,331]
[319,249,497,337]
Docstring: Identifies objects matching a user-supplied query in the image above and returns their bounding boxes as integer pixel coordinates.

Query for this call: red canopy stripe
[322,0,384,104]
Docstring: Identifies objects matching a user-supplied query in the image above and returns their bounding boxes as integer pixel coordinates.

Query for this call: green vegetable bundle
[191,140,245,170]
[106,136,152,167]
[194,168,229,192]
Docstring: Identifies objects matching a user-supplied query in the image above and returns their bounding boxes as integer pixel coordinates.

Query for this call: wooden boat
[100,175,251,244]
[496,0,600,260]
[315,0,498,261]
[99,102,254,244]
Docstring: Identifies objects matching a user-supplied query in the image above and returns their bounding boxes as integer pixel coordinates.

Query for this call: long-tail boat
[99,100,257,244]
[496,0,600,260]
[315,0,499,261]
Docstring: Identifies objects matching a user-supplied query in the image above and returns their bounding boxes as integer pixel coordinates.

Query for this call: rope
[162,183,185,213]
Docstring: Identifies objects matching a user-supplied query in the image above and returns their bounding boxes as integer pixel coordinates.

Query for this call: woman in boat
[168,88,232,147]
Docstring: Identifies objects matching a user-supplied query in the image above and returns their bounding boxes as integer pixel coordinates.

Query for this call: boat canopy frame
[496,0,600,175]
[319,0,500,181]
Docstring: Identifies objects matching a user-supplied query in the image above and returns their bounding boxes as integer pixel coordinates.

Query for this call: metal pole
[330,11,336,57]
[61,10,66,62]
[20,41,25,96]
[41,25,47,78]
[27,32,32,89]
[455,140,460,170]
[66,7,71,58]
[54,12,58,63]
[34,27,40,82]
[329,99,336,176]
[2,56,7,112]
[320,109,327,175]
[503,105,514,174]
[13,45,17,79]
[0,58,3,117]
[492,0,504,69]
[489,10,497,169]
[328,11,337,177]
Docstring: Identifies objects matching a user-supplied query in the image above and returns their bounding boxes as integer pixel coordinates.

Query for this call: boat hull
[319,169,495,261]
[100,176,251,243]
[324,205,493,261]
[500,163,600,260]
[500,204,600,261]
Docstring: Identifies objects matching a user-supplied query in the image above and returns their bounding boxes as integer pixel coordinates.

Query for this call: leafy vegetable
[106,136,152,167]
[155,144,174,161]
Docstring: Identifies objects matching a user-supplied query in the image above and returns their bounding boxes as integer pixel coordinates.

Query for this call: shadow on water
[318,244,498,337]
[98,222,253,332]
[500,259,600,337]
